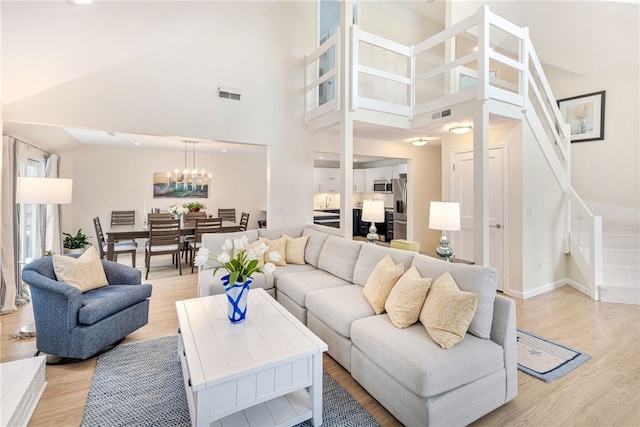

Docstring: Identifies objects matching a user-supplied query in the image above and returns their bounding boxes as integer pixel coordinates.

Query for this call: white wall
[60,145,267,250]
[4,1,318,230]
[546,65,640,211]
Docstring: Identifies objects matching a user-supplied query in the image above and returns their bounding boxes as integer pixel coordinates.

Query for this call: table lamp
[428,201,460,262]
[362,199,385,244]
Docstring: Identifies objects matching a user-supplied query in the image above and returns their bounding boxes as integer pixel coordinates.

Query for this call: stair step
[599,283,640,305]
[603,219,640,235]
[602,234,640,250]
[603,248,640,266]
[603,264,640,284]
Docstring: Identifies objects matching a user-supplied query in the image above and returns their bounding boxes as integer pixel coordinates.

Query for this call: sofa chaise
[197,225,517,427]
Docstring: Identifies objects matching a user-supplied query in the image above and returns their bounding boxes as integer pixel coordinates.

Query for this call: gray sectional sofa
[197,225,517,427]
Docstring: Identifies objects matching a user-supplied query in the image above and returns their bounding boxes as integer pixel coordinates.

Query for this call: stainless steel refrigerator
[392,176,407,240]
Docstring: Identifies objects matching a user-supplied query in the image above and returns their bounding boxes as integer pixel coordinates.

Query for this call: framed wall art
[557,90,605,142]
[153,172,209,199]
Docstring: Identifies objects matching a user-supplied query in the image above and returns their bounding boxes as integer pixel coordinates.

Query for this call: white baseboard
[505,278,592,300]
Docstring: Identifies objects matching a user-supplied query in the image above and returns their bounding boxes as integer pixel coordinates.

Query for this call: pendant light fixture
[167,141,212,191]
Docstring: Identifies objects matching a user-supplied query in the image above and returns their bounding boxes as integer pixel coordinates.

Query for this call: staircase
[600,218,640,304]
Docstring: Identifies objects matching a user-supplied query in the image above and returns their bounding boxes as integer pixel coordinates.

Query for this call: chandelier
[167,141,212,191]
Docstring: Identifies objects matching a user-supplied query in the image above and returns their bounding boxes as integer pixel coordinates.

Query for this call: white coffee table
[176,288,328,427]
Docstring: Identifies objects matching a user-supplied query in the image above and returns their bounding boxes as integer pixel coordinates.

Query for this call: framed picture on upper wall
[557,90,605,142]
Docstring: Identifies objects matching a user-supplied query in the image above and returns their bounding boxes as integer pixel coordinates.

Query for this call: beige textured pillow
[284,234,309,265]
[52,246,109,292]
[362,254,405,315]
[385,266,432,328]
[419,271,478,349]
[260,236,287,266]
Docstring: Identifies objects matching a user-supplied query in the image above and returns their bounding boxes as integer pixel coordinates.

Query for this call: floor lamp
[16,177,73,335]
[428,201,461,262]
[362,199,385,244]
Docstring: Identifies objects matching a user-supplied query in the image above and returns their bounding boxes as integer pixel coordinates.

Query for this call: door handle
[490,224,502,229]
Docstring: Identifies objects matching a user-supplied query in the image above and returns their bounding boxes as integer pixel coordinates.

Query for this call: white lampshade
[429,201,461,231]
[362,199,385,223]
[16,177,73,204]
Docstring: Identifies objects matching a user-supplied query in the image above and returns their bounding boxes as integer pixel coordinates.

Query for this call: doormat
[517,329,591,383]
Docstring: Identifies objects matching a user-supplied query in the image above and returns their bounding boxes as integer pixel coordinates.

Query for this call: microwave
[373,179,392,193]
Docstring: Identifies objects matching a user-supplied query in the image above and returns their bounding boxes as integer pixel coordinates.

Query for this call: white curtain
[1,136,18,314]
[45,154,63,254]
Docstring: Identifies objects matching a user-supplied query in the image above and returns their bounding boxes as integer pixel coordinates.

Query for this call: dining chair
[239,212,250,231]
[182,211,207,259]
[218,208,236,223]
[93,217,137,267]
[189,217,223,272]
[147,212,174,221]
[110,210,136,226]
[145,219,182,279]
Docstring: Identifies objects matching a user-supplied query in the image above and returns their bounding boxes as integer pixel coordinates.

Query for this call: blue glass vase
[222,275,253,323]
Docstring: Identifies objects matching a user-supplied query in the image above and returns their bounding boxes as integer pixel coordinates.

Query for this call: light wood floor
[2,254,639,426]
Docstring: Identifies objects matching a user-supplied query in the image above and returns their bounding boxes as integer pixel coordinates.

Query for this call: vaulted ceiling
[2,0,638,154]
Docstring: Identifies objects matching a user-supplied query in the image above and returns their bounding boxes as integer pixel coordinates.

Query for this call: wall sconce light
[449,125,473,135]
[411,138,429,147]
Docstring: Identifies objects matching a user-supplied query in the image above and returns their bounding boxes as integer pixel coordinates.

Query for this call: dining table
[105,222,241,262]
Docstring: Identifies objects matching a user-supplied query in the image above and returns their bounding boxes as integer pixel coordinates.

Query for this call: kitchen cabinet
[391,163,407,179]
[314,167,340,193]
[364,166,393,192]
[353,169,366,193]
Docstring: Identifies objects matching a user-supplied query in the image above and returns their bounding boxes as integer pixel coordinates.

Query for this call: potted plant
[63,229,92,254]
[183,201,207,212]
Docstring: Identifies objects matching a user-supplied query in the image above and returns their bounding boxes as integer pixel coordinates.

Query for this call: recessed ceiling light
[449,125,473,134]
[133,142,141,146]
[353,158,358,162]
[222,149,227,153]
[69,0,93,5]
[318,156,324,160]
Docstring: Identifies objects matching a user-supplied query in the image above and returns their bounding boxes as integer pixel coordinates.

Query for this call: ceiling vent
[432,108,451,120]
[218,86,241,101]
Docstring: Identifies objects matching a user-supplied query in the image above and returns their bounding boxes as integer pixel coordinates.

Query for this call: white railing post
[521,27,529,113]
[351,25,358,111]
[477,5,489,101]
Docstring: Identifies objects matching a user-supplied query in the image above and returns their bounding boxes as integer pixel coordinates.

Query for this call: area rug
[517,329,591,383]
[81,335,379,427]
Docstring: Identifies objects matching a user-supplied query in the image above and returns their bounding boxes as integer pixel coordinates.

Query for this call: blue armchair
[21,256,152,362]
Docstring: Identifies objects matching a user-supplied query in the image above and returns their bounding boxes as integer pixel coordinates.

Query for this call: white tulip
[194,254,209,266]
[263,262,276,274]
[218,252,231,264]
[268,252,281,262]
[222,239,233,252]
[255,242,268,257]
[247,248,258,260]
[197,248,210,257]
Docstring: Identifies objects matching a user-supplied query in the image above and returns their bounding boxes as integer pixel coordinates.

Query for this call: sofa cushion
[385,266,431,328]
[317,236,363,282]
[420,271,478,349]
[261,236,287,266]
[306,285,375,338]
[411,254,497,339]
[353,244,416,287]
[362,255,405,315]
[272,263,315,280]
[258,227,304,240]
[79,284,152,325]
[201,230,259,269]
[350,314,504,398]
[52,247,108,292]
[277,269,351,307]
[285,234,309,265]
[302,228,330,267]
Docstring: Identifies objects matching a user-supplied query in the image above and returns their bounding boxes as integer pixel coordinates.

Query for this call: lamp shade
[429,201,461,231]
[16,177,73,204]
[362,199,385,223]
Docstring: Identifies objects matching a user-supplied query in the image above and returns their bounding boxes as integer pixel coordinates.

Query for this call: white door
[451,147,506,291]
